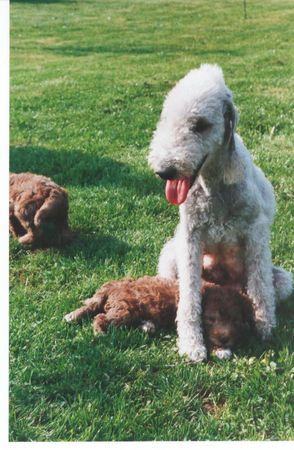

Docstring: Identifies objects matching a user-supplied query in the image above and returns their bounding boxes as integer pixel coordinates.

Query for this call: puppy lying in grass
[64,276,254,359]
[9,172,72,247]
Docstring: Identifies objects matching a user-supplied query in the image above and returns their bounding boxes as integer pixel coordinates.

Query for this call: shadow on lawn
[10,145,162,196]
[59,231,130,268]
[45,44,244,58]
[11,0,75,4]
[235,296,294,359]
[9,230,130,269]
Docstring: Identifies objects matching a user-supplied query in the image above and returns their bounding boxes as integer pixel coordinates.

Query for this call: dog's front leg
[245,225,276,339]
[176,224,207,362]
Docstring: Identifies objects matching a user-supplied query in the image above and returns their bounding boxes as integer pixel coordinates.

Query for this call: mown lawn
[10,0,294,441]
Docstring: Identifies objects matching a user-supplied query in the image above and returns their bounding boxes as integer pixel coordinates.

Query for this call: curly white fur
[148,64,292,362]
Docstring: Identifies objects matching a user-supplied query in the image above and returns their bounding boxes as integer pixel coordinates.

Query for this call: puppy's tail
[273,266,293,302]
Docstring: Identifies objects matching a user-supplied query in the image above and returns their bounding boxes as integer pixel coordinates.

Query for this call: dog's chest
[186,182,249,242]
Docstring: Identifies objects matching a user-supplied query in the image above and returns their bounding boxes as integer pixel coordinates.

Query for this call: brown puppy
[9,172,72,246]
[65,276,254,358]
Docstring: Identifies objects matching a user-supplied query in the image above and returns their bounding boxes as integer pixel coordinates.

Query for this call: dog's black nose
[156,167,178,180]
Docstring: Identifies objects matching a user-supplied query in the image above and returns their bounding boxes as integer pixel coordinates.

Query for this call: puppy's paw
[139,320,156,334]
[178,340,207,362]
[213,348,232,360]
[18,233,36,246]
[64,312,76,323]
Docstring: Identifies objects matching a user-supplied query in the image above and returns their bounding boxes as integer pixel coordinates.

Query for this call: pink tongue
[165,178,192,205]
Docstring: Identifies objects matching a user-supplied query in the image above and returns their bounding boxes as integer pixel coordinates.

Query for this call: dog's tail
[273,266,293,302]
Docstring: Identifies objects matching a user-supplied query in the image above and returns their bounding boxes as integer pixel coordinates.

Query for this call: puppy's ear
[222,100,244,185]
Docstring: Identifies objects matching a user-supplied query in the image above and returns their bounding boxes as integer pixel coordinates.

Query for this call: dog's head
[148,64,242,205]
[202,285,254,350]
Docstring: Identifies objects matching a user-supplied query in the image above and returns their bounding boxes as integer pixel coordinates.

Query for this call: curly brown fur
[65,276,254,355]
[9,172,72,247]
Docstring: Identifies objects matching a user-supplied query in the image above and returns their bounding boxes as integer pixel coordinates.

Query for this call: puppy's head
[202,285,254,350]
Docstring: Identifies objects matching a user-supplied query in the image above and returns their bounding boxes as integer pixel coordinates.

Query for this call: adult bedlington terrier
[148,64,292,362]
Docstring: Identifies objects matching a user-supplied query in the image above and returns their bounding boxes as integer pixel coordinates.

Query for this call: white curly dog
[148,64,292,362]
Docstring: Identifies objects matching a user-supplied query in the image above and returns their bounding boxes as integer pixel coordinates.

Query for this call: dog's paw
[213,348,232,360]
[178,340,207,362]
[255,319,274,341]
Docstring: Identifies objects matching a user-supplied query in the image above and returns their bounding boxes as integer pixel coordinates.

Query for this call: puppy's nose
[219,335,230,346]
[155,167,178,180]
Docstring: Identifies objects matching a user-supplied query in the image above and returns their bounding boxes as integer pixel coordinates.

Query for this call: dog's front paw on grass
[178,340,207,362]
[255,319,275,341]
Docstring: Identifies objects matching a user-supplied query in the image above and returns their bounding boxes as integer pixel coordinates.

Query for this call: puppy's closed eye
[204,315,217,325]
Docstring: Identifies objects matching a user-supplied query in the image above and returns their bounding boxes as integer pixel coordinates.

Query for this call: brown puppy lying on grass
[9,172,72,247]
[64,276,254,359]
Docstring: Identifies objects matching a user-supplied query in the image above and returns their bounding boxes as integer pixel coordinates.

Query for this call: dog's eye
[191,118,212,134]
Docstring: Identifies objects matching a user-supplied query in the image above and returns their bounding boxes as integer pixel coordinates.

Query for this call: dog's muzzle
[155,167,178,180]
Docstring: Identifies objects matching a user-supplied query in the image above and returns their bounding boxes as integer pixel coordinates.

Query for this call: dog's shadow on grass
[234,297,294,360]
[10,145,162,196]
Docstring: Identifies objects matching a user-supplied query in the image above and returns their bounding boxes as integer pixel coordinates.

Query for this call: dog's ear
[223,100,236,149]
[222,100,244,185]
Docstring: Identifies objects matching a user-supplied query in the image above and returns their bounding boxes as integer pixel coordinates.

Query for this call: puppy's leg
[93,306,135,334]
[93,314,110,334]
[64,293,107,323]
[18,230,43,245]
[158,237,178,279]
[245,226,276,339]
[176,225,207,362]
[9,213,26,238]
[13,200,41,245]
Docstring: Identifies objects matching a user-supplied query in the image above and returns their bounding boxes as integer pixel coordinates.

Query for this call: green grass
[10,0,294,441]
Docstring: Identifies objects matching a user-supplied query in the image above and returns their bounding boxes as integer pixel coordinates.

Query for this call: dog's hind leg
[245,225,276,339]
[158,237,178,279]
[272,266,293,302]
